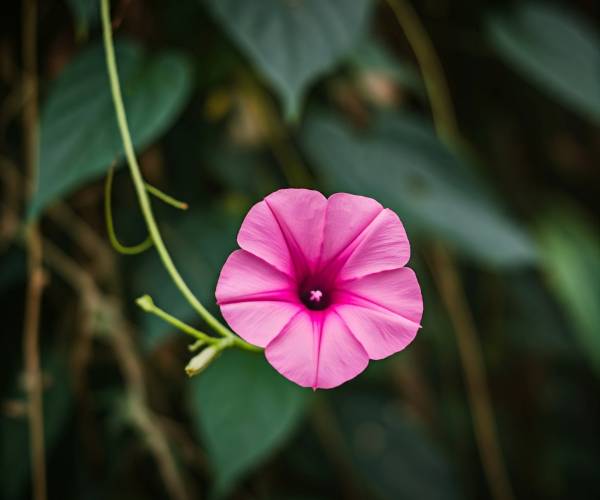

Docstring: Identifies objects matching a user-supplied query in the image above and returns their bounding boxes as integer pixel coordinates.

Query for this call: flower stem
[135,295,217,344]
[135,295,262,352]
[100,0,256,350]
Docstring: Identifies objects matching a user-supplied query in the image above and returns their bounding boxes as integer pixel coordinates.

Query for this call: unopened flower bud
[135,295,154,312]
[185,346,218,377]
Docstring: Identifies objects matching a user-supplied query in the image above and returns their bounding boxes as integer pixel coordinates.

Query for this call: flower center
[299,281,331,311]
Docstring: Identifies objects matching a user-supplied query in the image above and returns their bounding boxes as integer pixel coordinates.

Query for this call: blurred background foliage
[1,0,599,499]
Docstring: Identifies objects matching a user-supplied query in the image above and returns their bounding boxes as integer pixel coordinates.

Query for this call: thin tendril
[144,182,189,210]
[104,164,153,255]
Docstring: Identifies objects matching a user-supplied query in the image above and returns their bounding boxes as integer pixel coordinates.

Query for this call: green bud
[135,294,154,312]
[185,346,218,377]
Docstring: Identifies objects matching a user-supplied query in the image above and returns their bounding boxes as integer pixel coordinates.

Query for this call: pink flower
[216,189,423,389]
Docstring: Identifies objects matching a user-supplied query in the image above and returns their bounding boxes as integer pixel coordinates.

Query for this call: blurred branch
[47,201,118,284]
[385,0,460,145]
[386,2,514,500]
[41,239,191,500]
[0,157,21,250]
[21,2,47,500]
[1,155,121,287]
[428,246,514,500]
[4,145,193,498]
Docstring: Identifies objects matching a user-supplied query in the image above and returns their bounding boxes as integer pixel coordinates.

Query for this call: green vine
[100,0,260,355]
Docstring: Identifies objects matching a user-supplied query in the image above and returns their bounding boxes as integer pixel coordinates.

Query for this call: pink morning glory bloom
[216,189,423,389]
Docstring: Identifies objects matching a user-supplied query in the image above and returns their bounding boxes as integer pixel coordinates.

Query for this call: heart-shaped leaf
[189,349,308,496]
[203,0,372,119]
[30,40,193,218]
[301,112,537,267]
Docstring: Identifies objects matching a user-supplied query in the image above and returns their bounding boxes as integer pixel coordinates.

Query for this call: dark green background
[1,1,598,499]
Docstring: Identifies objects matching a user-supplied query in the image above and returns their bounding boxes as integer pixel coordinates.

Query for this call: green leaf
[331,391,459,500]
[486,2,600,123]
[189,349,308,496]
[537,206,600,375]
[203,0,373,119]
[301,111,537,267]
[30,40,193,218]
[132,207,241,350]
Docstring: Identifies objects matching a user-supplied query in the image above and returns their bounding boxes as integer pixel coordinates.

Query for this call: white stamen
[309,290,323,302]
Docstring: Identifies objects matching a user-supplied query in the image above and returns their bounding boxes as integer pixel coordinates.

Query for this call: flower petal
[265,311,369,389]
[338,267,423,322]
[334,268,422,360]
[264,189,327,273]
[320,193,383,268]
[334,209,410,282]
[216,249,301,347]
[335,306,419,360]
[237,199,294,276]
[315,312,369,389]
[220,301,303,347]
[216,249,296,304]
[265,311,315,388]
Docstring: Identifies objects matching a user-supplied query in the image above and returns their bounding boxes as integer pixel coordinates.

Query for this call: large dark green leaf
[301,112,537,267]
[332,391,459,500]
[486,2,600,123]
[189,349,308,496]
[30,40,193,218]
[203,0,372,118]
[537,207,600,375]
[132,207,241,350]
